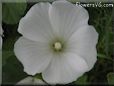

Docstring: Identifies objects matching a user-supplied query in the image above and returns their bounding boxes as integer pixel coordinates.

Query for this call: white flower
[14,0,98,84]
[17,76,46,85]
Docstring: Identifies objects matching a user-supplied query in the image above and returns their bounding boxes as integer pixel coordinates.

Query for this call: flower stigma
[53,42,62,51]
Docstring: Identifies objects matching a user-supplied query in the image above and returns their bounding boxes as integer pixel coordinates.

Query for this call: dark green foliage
[2,2,27,24]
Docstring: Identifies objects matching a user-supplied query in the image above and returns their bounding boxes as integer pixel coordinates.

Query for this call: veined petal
[49,0,89,40]
[18,3,54,42]
[42,53,88,84]
[14,37,52,75]
[67,25,98,70]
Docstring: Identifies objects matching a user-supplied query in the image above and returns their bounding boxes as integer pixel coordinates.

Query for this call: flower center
[53,42,62,51]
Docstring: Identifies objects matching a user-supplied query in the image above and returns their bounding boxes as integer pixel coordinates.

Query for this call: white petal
[14,37,52,75]
[17,76,46,85]
[17,77,33,85]
[49,0,89,40]
[67,25,98,70]
[18,3,54,42]
[42,52,88,84]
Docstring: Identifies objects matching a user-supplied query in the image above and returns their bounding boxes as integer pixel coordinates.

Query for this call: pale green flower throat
[50,38,65,53]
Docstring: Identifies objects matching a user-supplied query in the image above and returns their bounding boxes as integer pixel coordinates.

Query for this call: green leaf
[2,51,14,65]
[2,55,27,84]
[97,53,113,61]
[34,73,43,80]
[107,72,114,85]
[75,74,88,85]
[2,35,19,65]
[2,1,27,24]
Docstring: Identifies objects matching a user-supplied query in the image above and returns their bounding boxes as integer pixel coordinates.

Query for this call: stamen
[54,42,62,51]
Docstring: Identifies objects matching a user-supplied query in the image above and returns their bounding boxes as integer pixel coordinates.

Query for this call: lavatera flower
[14,0,98,84]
